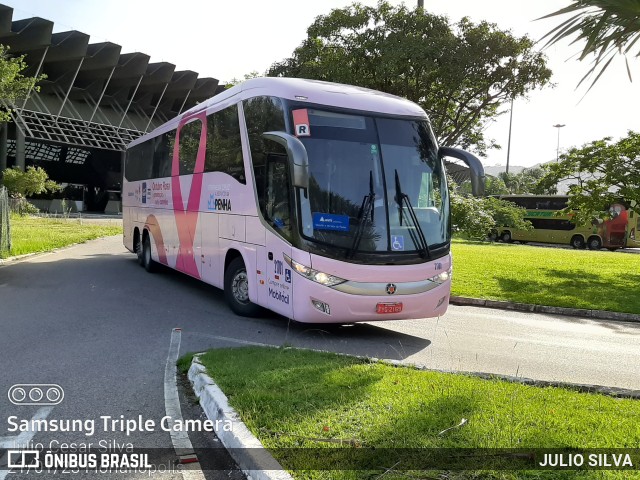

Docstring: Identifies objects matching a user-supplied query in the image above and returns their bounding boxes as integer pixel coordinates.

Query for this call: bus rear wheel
[501,231,512,243]
[570,235,585,249]
[224,257,261,317]
[142,234,157,273]
[136,233,144,265]
[587,236,602,250]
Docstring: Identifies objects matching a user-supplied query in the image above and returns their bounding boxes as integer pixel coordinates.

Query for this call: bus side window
[266,157,291,238]
[125,142,153,181]
[205,105,245,183]
[178,120,202,176]
[152,129,175,178]
[243,96,287,222]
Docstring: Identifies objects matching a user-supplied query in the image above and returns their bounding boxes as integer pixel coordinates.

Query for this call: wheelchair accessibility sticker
[392,235,405,251]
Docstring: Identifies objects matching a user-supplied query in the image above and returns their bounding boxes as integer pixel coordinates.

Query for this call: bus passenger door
[262,158,294,319]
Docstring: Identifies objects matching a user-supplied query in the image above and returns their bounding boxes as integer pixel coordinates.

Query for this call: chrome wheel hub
[232,271,249,304]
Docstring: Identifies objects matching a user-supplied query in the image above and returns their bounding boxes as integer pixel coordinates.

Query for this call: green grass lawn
[451,240,640,315]
[1,215,122,258]
[186,347,640,479]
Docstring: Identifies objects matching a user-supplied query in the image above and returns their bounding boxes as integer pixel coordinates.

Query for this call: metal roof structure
[0,3,223,152]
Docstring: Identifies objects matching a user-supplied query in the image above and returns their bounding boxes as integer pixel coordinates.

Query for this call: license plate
[376,302,403,314]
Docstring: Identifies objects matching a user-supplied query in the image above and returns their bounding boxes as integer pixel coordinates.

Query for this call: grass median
[1,215,122,259]
[183,346,640,479]
[451,240,640,315]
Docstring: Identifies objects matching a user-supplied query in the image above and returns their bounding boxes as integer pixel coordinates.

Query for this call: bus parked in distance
[122,78,484,323]
[627,207,640,248]
[496,195,637,251]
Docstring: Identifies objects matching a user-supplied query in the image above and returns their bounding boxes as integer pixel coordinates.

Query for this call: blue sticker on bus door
[391,235,405,251]
[313,213,350,232]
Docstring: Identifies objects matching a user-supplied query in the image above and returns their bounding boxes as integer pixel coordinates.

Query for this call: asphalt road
[1,235,638,478]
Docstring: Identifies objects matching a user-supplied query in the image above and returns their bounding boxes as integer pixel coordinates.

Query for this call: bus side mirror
[262,132,309,189]
[439,146,485,197]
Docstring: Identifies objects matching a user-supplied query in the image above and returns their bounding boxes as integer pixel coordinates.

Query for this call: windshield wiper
[394,169,430,259]
[347,171,375,259]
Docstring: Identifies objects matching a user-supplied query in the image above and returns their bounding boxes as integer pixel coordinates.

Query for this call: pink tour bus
[122,77,484,323]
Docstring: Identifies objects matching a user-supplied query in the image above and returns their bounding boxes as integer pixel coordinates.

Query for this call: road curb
[450,296,640,323]
[0,235,120,266]
[0,251,42,265]
[375,358,640,400]
[187,356,293,480]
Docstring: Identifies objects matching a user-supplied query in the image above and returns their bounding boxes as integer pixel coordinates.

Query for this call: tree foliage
[498,167,555,194]
[225,71,261,88]
[538,130,640,224]
[1,166,60,198]
[268,1,552,155]
[450,181,532,240]
[470,167,555,197]
[484,176,510,195]
[0,44,44,122]
[540,0,640,90]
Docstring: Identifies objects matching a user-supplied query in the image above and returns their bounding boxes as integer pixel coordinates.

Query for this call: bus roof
[129,77,427,148]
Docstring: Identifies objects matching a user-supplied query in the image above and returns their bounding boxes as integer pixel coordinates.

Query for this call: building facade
[0,4,222,211]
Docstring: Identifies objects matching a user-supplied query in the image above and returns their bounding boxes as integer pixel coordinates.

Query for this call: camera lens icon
[9,384,64,405]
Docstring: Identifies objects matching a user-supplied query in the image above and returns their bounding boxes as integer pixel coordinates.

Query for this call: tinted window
[530,219,576,230]
[179,120,202,176]
[124,142,153,181]
[125,130,176,181]
[502,196,569,210]
[265,159,292,239]
[205,105,245,183]
[152,129,175,178]
[243,96,287,219]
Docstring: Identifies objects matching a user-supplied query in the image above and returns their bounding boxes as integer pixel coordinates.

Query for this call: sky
[4,0,639,170]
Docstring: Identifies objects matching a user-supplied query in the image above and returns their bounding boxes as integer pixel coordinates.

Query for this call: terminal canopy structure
[0,4,221,212]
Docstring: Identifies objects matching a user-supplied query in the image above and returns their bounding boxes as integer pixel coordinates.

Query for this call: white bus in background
[122,77,484,323]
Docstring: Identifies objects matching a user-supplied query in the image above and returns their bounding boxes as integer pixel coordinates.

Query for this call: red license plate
[376,302,403,314]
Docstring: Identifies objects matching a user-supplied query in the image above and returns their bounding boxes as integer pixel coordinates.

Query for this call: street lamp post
[553,124,566,162]
[418,0,424,7]
[506,98,514,174]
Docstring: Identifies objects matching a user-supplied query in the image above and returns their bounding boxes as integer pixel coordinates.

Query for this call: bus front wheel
[501,231,512,243]
[587,236,602,250]
[570,235,585,249]
[224,257,261,317]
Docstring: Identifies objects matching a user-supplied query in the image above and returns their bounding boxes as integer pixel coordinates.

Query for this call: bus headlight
[430,267,452,285]
[284,255,347,287]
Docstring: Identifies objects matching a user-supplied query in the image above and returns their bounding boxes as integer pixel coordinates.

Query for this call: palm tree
[540,0,640,90]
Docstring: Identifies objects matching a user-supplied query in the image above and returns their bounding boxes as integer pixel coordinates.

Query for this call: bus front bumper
[290,279,451,324]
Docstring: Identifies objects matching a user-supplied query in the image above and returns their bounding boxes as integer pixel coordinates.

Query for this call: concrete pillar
[0,123,7,172]
[16,127,25,171]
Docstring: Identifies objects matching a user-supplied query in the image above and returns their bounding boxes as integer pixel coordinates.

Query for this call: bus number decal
[274,259,284,276]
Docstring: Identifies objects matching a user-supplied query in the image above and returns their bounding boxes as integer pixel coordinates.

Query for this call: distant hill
[483,165,526,176]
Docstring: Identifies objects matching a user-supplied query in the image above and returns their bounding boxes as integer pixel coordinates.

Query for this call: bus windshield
[295,108,449,259]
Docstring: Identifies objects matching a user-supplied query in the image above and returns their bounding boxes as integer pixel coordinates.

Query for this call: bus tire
[570,235,585,249]
[587,236,602,250]
[501,231,512,243]
[135,233,144,265]
[224,257,261,317]
[142,233,158,273]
